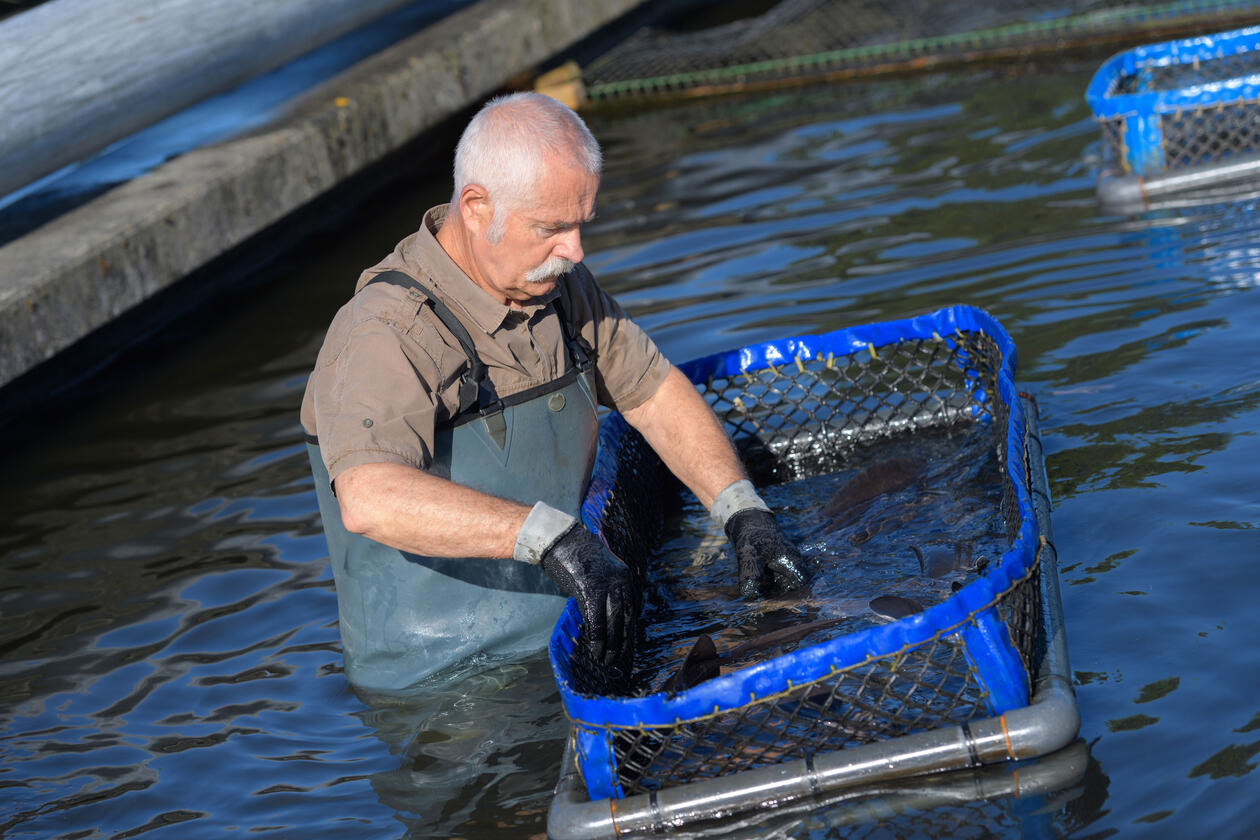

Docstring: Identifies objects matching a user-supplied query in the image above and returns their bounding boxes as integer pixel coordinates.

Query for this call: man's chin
[512,277,559,303]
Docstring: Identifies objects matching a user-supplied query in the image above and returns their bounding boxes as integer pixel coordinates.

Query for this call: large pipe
[0,0,432,199]
[1097,155,1260,214]
[547,398,1078,838]
[550,726,1087,838]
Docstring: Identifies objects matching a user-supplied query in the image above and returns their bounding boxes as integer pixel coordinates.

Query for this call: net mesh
[707,333,998,484]
[1097,100,1260,176]
[560,324,1044,795]
[583,0,1260,101]
[611,564,1041,794]
[1161,102,1260,170]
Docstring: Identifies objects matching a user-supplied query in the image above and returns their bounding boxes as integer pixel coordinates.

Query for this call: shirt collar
[396,205,560,335]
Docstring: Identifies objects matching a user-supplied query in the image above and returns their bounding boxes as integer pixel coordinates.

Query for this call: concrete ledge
[0,0,643,390]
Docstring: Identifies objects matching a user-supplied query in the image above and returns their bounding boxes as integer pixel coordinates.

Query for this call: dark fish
[869,594,923,620]
[726,616,847,659]
[663,597,924,695]
[661,633,721,695]
[822,457,926,527]
[912,544,956,579]
[911,543,979,579]
[662,616,848,695]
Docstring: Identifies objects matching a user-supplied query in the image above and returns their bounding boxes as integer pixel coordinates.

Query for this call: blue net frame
[1088,25,1260,177]
[549,305,1044,800]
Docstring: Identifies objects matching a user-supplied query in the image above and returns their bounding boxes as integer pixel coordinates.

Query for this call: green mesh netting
[583,0,1260,101]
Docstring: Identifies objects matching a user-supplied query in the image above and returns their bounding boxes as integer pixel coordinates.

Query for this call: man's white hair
[451,92,602,243]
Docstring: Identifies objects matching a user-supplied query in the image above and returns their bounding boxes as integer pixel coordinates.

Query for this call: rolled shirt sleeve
[301,285,455,485]
[317,322,438,481]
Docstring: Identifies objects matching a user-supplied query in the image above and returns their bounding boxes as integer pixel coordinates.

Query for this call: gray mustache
[525,257,574,283]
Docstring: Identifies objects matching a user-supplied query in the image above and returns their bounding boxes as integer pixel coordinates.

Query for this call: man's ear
[458,183,492,234]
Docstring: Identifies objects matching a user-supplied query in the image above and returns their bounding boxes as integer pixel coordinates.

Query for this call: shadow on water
[2,53,1259,838]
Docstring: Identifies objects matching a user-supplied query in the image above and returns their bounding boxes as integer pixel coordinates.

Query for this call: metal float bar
[551,737,1088,839]
[742,738,1088,834]
[1097,156,1260,213]
[547,398,1078,839]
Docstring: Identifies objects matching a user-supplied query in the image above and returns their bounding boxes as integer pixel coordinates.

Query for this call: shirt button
[362,418,374,428]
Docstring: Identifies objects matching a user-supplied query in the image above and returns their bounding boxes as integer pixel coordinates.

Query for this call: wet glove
[711,480,809,598]
[515,502,635,668]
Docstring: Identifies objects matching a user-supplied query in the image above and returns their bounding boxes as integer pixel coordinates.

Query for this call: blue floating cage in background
[546,305,1079,838]
[1088,25,1260,212]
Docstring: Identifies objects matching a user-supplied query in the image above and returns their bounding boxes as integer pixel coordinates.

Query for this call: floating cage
[547,305,1077,837]
[578,0,1260,104]
[1088,25,1260,212]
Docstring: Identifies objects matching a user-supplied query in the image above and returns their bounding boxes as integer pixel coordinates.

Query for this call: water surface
[2,55,1258,837]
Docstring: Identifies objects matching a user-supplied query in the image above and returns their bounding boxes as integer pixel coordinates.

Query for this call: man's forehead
[526,206,597,225]
[522,192,598,225]
[514,165,598,221]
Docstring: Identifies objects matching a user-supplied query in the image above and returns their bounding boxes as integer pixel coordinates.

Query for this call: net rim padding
[548,305,1039,799]
[1087,24,1260,119]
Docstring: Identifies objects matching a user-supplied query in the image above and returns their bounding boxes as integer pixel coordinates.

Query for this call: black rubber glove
[540,522,635,668]
[724,508,810,598]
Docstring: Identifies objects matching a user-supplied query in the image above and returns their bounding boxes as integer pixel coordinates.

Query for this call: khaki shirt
[300,205,670,484]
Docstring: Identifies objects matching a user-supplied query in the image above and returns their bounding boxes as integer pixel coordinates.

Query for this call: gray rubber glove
[516,503,635,668]
[712,480,809,598]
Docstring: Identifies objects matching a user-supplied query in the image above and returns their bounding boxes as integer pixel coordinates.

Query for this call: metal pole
[0,0,426,198]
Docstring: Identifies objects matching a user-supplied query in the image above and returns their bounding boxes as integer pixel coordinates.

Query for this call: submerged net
[553,306,1046,799]
[583,0,1260,102]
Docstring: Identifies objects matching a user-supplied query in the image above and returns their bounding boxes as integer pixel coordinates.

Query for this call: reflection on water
[353,656,565,836]
[2,55,1259,838]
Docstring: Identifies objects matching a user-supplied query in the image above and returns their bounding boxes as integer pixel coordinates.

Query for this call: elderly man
[301,92,806,694]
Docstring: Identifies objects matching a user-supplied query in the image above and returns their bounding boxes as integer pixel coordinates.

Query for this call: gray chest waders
[307,271,598,693]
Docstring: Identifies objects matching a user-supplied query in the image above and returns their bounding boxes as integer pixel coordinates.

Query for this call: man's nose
[553,227,584,264]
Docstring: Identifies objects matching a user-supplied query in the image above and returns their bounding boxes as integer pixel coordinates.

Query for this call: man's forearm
[622,365,747,509]
[626,366,810,595]
[334,462,531,558]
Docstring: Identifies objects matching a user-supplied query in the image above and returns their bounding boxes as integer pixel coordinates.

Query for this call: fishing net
[582,0,1260,102]
[552,305,1048,799]
[1089,26,1260,177]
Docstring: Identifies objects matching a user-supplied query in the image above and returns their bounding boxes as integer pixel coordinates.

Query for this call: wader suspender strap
[551,295,595,374]
[364,270,504,421]
[366,269,598,409]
